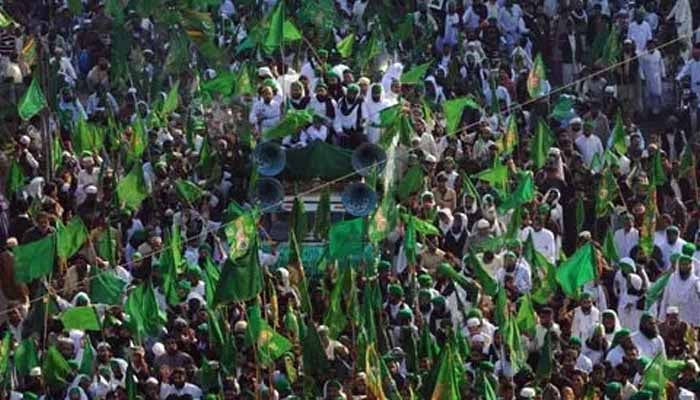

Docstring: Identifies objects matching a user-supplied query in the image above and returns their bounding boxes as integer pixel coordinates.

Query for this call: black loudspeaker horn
[254,142,286,177]
[352,143,387,176]
[342,182,378,217]
[255,178,284,211]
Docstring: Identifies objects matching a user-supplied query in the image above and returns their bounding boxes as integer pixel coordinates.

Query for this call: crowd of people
[3,0,700,399]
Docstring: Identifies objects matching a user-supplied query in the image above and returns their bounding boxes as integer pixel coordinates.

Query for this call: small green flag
[61,306,101,331]
[650,150,667,187]
[73,119,105,155]
[575,194,585,232]
[201,71,235,96]
[6,159,25,197]
[14,339,39,377]
[67,0,82,15]
[314,189,331,240]
[90,268,127,305]
[639,187,657,257]
[174,179,204,204]
[601,27,620,66]
[527,54,546,98]
[401,61,432,85]
[610,113,627,155]
[18,76,47,121]
[550,95,574,121]
[498,171,535,211]
[263,1,301,52]
[498,113,519,154]
[595,167,618,217]
[535,330,553,380]
[602,228,619,263]
[465,252,498,296]
[263,109,314,140]
[430,344,460,400]
[679,144,696,178]
[336,33,355,58]
[516,295,537,336]
[42,346,72,386]
[0,8,16,27]
[56,217,88,260]
[247,304,293,365]
[398,165,424,200]
[125,283,167,340]
[442,96,480,135]
[324,267,353,338]
[116,164,149,210]
[214,238,262,305]
[530,118,555,169]
[473,161,508,192]
[161,81,180,116]
[329,218,365,259]
[556,243,597,297]
[79,339,95,376]
[0,332,10,380]
[645,269,672,310]
[12,235,55,283]
[223,211,258,259]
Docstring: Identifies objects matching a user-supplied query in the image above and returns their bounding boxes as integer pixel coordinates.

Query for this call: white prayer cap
[629,274,642,291]
[687,359,700,373]
[679,388,696,400]
[424,154,437,163]
[145,377,159,385]
[476,219,490,229]
[30,367,42,376]
[6,237,17,247]
[19,135,30,145]
[234,320,248,333]
[570,117,582,125]
[519,387,536,398]
[666,306,680,315]
[467,318,481,328]
[151,342,166,357]
[85,185,98,194]
[205,68,217,79]
[471,334,486,343]
[258,66,273,77]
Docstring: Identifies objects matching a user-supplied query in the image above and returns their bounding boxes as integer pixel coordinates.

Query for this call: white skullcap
[19,135,31,145]
[570,117,582,125]
[233,320,248,333]
[30,367,42,376]
[679,388,696,400]
[519,387,536,398]
[145,377,159,385]
[466,318,481,328]
[85,185,98,194]
[629,274,642,291]
[258,67,273,77]
[6,237,18,247]
[476,219,490,229]
[666,306,680,315]
[471,334,486,343]
[151,342,165,357]
[424,154,437,163]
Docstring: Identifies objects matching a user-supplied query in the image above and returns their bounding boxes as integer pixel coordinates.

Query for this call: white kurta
[676,59,700,99]
[575,134,604,166]
[614,228,640,259]
[640,50,665,97]
[660,271,700,326]
[571,306,600,340]
[631,332,666,359]
[627,21,653,53]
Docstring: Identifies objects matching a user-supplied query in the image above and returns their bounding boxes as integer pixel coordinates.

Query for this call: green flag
[499,113,519,154]
[174,179,204,204]
[610,113,627,155]
[12,235,55,283]
[289,197,308,247]
[679,143,696,178]
[14,339,39,377]
[473,161,508,192]
[263,1,301,52]
[516,295,537,336]
[645,269,672,310]
[465,251,498,296]
[430,344,460,400]
[401,61,432,85]
[530,118,555,169]
[601,27,620,66]
[73,119,105,155]
[116,164,148,210]
[0,332,10,381]
[224,211,258,259]
[160,224,182,306]
[201,256,220,306]
[442,97,480,135]
[126,118,146,167]
[535,330,554,381]
[398,165,424,200]
[595,167,618,217]
[639,187,657,257]
[461,173,480,206]
[125,283,167,341]
[527,54,546,98]
[161,81,180,116]
[302,325,330,379]
[324,267,353,338]
[314,189,331,240]
[247,304,293,365]
[602,228,619,263]
[90,268,127,305]
[56,217,88,260]
[67,0,82,15]
[556,243,597,297]
[575,194,585,232]
[6,159,25,197]
[264,109,314,140]
[0,8,16,27]
[498,171,535,211]
[329,218,365,259]
[214,240,262,305]
[550,95,574,121]
[201,71,235,96]
[79,339,95,376]
[18,76,47,120]
[336,33,355,58]
[61,306,101,331]
[650,151,667,187]
[42,346,72,386]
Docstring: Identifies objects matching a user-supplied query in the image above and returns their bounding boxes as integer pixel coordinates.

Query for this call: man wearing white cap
[519,387,536,399]
[660,254,700,326]
[16,136,39,177]
[659,306,690,358]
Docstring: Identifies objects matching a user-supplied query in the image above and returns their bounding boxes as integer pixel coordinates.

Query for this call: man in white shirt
[676,44,700,100]
[362,84,391,144]
[575,123,604,166]
[627,10,653,54]
[496,251,531,295]
[614,214,640,258]
[571,292,600,341]
[631,313,666,359]
[249,85,282,134]
[658,225,687,269]
[160,367,203,400]
[526,215,557,265]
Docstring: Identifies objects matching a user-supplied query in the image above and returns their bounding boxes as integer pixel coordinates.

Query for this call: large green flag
[556,243,597,297]
[174,179,204,204]
[645,269,672,310]
[524,233,558,304]
[18,76,47,120]
[224,211,258,259]
[247,304,293,365]
[201,71,235,97]
[264,109,314,140]
[516,295,537,336]
[213,239,262,305]
[125,283,167,341]
[498,171,535,211]
[401,61,432,85]
[12,235,55,283]
[610,113,627,155]
[42,346,72,386]
[56,217,88,260]
[336,33,355,58]
[465,251,498,296]
[161,81,180,116]
[263,0,301,52]
[527,54,546,98]
[14,339,39,377]
[530,118,555,169]
[430,344,460,400]
[473,161,508,192]
[73,119,105,155]
[60,306,101,331]
[600,27,620,66]
[442,97,480,136]
[116,164,148,210]
[6,159,25,197]
[90,268,127,305]
[329,218,365,259]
